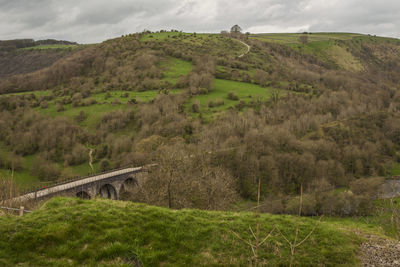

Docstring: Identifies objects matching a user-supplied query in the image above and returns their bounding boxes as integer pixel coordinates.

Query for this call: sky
[0,0,399,43]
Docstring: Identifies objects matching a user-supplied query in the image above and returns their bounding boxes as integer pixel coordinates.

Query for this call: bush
[286,194,317,216]
[350,177,384,199]
[235,100,246,110]
[40,101,48,109]
[99,159,111,172]
[98,110,134,131]
[55,103,65,112]
[30,157,61,181]
[64,144,87,166]
[227,92,239,100]
[128,98,137,104]
[191,103,200,113]
[74,111,87,123]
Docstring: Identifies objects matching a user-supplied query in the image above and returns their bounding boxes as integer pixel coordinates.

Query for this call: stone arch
[119,177,138,200]
[124,177,138,187]
[99,184,117,200]
[76,191,90,199]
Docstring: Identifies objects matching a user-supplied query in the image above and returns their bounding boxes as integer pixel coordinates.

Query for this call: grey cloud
[0,0,398,43]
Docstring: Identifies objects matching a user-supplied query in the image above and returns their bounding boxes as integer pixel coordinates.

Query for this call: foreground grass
[0,197,375,266]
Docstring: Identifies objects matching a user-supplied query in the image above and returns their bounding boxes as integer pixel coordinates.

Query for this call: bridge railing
[20,164,151,195]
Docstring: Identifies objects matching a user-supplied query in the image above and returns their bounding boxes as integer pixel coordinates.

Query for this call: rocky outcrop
[380,178,400,199]
[360,234,400,266]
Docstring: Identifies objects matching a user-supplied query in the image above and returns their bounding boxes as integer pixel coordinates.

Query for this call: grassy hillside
[0,30,399,215]
[0,197,386,266]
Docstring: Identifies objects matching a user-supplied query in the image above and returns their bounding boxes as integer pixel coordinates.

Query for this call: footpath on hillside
[236,39,250,57]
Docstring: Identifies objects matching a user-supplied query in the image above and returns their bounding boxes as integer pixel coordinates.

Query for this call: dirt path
[89,148,94,173]
[236,39,250,58]
[358,232,400,266]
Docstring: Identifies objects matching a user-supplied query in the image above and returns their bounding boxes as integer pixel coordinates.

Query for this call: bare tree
[231,176,276,266]
[277,185,323,267]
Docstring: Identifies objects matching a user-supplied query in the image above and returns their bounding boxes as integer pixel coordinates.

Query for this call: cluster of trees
[176,56,216,95]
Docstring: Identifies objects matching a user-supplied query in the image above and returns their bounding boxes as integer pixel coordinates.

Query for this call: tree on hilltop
[230,25,242,34]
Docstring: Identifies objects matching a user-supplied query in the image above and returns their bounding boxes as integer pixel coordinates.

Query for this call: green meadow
[188,79,281,119]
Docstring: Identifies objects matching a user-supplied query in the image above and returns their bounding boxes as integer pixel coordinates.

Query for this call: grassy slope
[251,33,400,72]
[391,163,400,176]
[160,57,192,84]
[0,197,384,266]
[188,79,279,119]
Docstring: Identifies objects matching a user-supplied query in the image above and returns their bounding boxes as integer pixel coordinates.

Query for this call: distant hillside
[0,49,76,78]
[0,39,81,78]
[0,38,78,51]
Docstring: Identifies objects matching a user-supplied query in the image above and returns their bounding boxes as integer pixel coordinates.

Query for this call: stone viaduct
[10,166,151,204]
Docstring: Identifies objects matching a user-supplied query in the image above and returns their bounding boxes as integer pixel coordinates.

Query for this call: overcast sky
[0,0,399,43]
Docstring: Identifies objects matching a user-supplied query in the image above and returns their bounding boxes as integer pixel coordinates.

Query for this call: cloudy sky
[0,0,399,43]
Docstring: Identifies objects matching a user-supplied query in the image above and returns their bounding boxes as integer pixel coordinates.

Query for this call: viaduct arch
[7,166,150,204]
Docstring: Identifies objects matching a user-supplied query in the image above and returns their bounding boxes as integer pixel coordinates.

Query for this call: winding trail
[236,39,250,58]
[89,148,94,173]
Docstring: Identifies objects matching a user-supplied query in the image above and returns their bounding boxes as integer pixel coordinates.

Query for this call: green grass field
[161,57,192,84]
[188,79,280,119]
[0,197,382,266]
[34,89,181,130]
